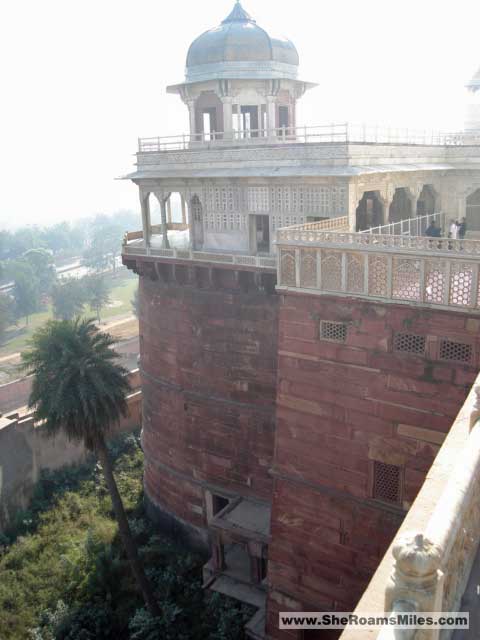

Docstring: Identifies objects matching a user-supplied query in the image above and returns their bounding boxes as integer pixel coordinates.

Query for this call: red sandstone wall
[267,293,479,638]
[139,275,278,535]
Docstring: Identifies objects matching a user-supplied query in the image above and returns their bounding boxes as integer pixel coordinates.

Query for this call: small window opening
[373,461,402,505]
[320,320,347,343]
[394,332,426,355]
[212,494,230,516]
[439,339,473,363]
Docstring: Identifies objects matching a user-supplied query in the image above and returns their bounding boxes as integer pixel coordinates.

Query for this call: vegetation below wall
[0,432,253,640]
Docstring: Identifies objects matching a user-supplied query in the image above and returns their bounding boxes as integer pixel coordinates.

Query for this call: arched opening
[191,195,204,250]
[416,185,436,217]
[148,192,189,249]
[466,188,480,232]
[195,93,224,141]
[389,188,412,223]
[148,193,162,236]
[355,191,384,231]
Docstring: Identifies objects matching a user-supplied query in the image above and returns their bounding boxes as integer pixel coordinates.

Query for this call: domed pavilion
[167,0,315,139]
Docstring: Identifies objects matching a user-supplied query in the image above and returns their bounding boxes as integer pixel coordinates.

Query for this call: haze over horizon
[1,0,479,230]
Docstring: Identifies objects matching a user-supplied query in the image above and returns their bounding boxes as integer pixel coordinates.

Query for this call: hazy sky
[1,0,479,229]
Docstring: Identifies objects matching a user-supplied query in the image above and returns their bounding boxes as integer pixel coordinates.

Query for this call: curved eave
[120,164,455,181]
[167,79,318,94]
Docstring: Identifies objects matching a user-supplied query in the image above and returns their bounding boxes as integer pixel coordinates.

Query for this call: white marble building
[124,1,480,256]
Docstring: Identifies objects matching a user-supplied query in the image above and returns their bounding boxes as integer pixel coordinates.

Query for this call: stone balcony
[276,219,480,314]
[128,124,480,180]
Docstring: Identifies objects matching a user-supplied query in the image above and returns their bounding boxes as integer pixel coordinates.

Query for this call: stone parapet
[276,226,480,314]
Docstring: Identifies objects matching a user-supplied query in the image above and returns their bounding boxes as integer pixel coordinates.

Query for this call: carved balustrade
[277,228,480,312]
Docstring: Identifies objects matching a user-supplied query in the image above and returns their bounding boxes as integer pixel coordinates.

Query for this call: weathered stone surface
[139,274,279,542]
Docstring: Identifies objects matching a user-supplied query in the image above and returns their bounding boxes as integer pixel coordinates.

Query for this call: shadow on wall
[0,370,142,533]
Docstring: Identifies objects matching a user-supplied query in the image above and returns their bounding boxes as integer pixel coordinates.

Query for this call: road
[0,256,124,293]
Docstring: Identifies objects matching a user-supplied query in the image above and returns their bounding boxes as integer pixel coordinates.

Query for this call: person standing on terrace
[425,220,441,237]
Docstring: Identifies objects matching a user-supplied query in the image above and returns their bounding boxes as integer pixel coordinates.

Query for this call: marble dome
[185,1,299,82]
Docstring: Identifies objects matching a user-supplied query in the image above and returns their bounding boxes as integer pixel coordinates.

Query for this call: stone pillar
[383,199,391,225]
[347,183,358,232]
[267,97,276,136]
[222,98,233,140]
[166,198,172,224]
[187,100,196,142]
[411,196,419,218]
[160,199,170,249]
[181,195,187,225]
[140,192,151,247]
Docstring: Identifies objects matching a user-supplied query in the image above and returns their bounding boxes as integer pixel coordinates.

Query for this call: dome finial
[222,1,255,24]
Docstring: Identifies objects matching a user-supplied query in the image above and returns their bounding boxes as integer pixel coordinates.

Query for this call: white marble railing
[138,124,480,153]
[340,379,480,640]
[276,228,480,256]
[123,243,277,270]
[276,234,480,311]
[275,216,349,233]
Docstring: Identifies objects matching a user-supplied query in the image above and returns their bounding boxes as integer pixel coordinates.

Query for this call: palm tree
[21,317,160,617]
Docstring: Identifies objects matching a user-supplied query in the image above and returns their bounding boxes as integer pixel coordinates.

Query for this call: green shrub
[0,431,254,640]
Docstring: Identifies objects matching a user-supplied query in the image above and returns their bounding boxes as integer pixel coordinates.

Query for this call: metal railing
[138,123,480,153]
[360,212,445,237]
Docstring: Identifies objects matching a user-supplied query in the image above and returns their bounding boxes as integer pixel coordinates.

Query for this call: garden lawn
[0,273,138,358]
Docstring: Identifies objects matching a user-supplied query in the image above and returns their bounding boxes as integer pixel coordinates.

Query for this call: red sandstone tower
[122,3,480,637]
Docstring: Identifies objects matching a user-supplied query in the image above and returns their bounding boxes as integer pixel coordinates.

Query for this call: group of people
[448,218,467,240]
[424,218,467,239]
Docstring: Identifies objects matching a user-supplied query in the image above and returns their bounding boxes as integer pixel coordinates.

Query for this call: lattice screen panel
[373,461,402,504]
[449,263,474,307]
[439,340,473,363]
[346,253,365,293]
[368,256,388,297]
[320,321,347,343]
[394,333,426,355]
[425,260,447,304]
[321,251,342,291]
[392,258,421,301]
[280,250,296,287]
[300,249,318,288]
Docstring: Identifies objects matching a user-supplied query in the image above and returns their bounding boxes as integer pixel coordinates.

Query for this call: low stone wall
[0,370,141,534]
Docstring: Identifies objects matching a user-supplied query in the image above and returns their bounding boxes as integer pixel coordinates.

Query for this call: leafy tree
[85,275,111,322]
[11,227,45,257]
[21,319,160,617]
[42,222,72,256]
[82,244,110,273]
[0,231,10,262]
[51,278,87,321]
[0,293,14,342]
[10,261,40,325]
[83,219,124,275]
[23,249,57,296]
